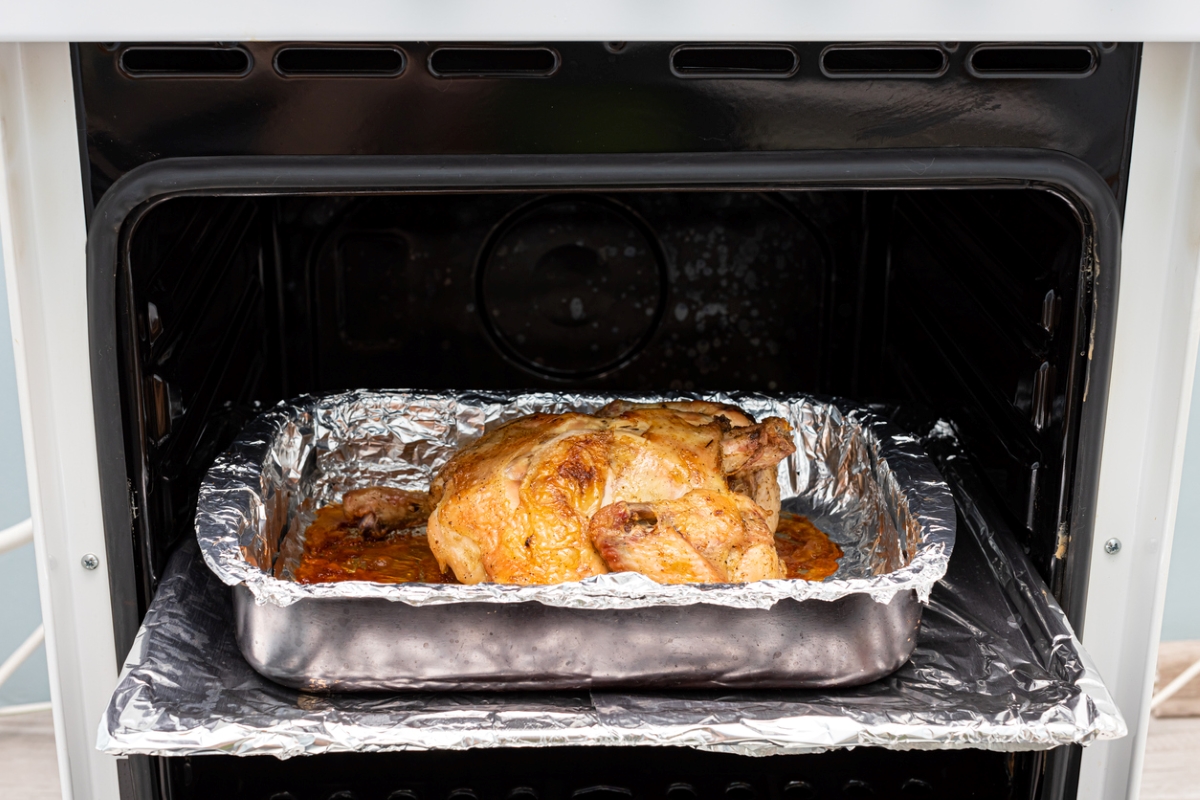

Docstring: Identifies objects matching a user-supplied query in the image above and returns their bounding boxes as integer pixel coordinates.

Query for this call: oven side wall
[1080,42,1200,800]
[0,43,121,800]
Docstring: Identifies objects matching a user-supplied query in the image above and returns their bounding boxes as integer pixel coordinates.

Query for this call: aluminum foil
[98,426,1124,758]
[196,391,955,609]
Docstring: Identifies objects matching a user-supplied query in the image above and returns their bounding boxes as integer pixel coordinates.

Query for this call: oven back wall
[285,191,843,391]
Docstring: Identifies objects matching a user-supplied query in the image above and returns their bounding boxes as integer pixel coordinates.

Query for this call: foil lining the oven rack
[98,425,1125,758]
[197,390,955,610]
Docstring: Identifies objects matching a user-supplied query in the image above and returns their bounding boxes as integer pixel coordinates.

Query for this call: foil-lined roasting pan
[99,424,1124,758]
[197,391,956,691]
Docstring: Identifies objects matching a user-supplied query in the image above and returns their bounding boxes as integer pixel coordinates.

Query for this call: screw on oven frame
[1104,538,1122,555]
[81,553,100,570]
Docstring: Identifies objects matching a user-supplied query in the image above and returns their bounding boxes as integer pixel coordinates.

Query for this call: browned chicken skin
[425,400,796,585]
[589,489,783,583]
[587,501,724,584]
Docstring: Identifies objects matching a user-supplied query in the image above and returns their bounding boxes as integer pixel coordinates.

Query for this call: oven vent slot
[670,45,799,78]
[119,46,252,78]
[428,47,559,77]
[274,46,406,77]
[968,45,1097,77]
[820,45,947,78]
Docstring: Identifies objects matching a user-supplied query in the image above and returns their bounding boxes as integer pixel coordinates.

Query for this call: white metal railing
[0,516,32,556]
[0,517,51,717]
[1151,655,1200,712]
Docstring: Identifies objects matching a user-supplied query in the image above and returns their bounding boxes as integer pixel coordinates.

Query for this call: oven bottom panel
[98,432,1121,760]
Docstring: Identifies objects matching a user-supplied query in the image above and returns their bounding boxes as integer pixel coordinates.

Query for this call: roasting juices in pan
[294,400,843,586]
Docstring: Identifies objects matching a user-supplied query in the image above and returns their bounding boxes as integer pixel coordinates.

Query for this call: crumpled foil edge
[98,716,1123,761]
[195,391,956,610]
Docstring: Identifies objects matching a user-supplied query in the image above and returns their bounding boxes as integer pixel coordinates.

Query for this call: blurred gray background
[1165,374,1200,641]
[0,240,48,705]
[0,235,1195,710]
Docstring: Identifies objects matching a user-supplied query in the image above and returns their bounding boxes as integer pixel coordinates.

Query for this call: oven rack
[97,439,1123,759]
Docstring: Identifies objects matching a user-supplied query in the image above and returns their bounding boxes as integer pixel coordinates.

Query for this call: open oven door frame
[90,148,1116,800]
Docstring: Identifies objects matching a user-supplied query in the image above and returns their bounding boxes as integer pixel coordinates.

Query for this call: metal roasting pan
[235,589,922,691]
[197,390,956,691]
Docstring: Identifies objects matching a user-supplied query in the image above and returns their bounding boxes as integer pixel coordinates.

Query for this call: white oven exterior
[1,30,1199,800]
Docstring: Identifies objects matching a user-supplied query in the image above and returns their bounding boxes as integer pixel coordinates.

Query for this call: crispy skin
[588,502,723,584]
[719,416,797,475]
[588,489,785,583]
[727,468,782,533]
[426,403,795,585]
[598,399,755,428]
[426,413,614,584]
[723,494,787,582]
[602,400,792,532]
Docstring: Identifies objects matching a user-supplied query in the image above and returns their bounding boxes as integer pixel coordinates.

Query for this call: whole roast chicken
[425,400,796,585]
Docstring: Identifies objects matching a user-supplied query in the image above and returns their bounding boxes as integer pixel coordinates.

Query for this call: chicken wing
[342,486,430,539]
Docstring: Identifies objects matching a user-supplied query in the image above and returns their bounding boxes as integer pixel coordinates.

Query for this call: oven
[1,37,1199,800]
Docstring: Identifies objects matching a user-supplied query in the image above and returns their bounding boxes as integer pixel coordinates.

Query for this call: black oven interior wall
[78,35,1140,800]
[116,185,1086,800]
[123,187,1085,598]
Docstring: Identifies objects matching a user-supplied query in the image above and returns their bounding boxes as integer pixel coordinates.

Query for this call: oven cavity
[119,186,1085,618]
[78,39,1139,800]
